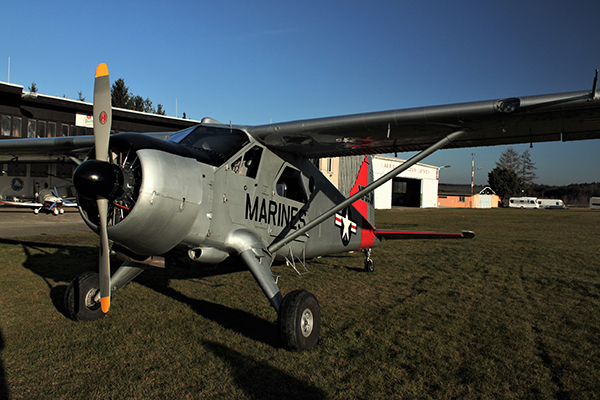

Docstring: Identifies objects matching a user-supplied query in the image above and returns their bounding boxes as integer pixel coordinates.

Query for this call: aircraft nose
[73,159,121,200]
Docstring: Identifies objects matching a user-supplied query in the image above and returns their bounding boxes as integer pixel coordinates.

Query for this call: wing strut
[267,129,468,254]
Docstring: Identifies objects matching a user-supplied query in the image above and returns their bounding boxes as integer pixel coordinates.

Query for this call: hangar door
[392,178,421,207]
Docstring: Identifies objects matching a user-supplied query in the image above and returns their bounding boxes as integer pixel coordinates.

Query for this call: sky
[2,0,600,186]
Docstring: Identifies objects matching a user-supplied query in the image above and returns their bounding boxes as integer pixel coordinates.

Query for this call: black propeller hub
[73,160,123,200]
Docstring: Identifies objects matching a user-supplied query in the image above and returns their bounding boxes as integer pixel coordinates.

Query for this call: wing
[0,136,95,162]
[0,132,176,162]
[2,88,600,161]
[0,200,43,207]
[249,90,600,158]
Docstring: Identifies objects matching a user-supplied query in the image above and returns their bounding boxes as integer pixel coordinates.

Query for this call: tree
[156,104,166,115]
[111,78,131,108]
[488,167,524,201]
[520,149,537,189]
[77,91,85,102]
[496,147,521,172]
[28,82,38,93]
[110,78,162,114]
[495,147,537,193]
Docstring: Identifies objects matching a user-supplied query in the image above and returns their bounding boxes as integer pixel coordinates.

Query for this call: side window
[231,146,263,178]
[276,166,307,203]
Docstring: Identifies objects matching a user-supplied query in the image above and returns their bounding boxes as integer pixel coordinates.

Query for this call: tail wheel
[279,289,320,351]
[64,272,106,321]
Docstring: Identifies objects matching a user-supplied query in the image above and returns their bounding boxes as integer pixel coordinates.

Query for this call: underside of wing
[0,136,95,162]
[249,90,600,158]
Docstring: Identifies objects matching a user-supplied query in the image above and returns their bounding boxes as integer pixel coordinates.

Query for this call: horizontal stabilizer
[374,229,475,240]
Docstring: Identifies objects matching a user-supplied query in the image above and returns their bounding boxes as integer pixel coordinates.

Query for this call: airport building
[0,81,197,199]
[317,154,441,209]
[437,185,500,208]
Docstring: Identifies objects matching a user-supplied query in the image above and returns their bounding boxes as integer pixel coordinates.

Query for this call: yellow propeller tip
[95,63,109,78]
[100,296,110,313]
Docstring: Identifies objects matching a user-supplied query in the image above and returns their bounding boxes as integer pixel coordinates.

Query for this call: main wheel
[364,259,374,273]
[64,272,106,321]
[279,289,320,351]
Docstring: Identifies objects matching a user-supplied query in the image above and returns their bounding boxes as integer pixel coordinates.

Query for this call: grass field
[1,208,599,399]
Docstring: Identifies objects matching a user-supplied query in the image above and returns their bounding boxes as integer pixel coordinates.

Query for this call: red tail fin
[349,155,372,222]
[349,156,376,248]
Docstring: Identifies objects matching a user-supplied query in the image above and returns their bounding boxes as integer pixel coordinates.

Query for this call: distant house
[437,185,500,208]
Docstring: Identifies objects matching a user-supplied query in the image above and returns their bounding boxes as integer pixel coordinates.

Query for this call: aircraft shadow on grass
[203,341,326,399]
[0,237,282,348]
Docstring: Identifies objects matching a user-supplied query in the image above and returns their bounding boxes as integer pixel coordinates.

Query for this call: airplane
[1,63,600,351]
[0,186,77,215]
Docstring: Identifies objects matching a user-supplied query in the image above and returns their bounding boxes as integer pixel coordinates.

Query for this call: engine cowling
[77,147,205,256]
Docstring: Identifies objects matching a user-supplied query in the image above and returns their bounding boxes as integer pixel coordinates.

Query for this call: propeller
[93,63,112,314]
[48,187,73,211]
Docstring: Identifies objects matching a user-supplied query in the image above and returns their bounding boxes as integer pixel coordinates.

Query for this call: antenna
[591,69,599,101]
[7,56,10,83]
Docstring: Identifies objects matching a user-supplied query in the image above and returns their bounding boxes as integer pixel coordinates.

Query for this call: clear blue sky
[2,1,600,186]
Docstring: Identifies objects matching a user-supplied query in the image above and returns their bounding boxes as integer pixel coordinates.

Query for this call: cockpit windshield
[174,126,250,166]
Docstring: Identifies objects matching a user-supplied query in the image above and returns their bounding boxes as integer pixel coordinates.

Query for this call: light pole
[471,153,481,194]
[436,165,451,180]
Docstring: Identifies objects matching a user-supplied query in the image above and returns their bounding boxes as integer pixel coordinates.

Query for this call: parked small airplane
[1,64,599,350]
[0,186,77,215]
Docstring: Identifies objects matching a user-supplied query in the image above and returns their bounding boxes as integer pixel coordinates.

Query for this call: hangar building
[317,154,440,209]
[0,81,197,199]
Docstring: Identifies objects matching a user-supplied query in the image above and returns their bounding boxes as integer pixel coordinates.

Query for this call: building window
[60,124,69,137]
[56,163,75,179]
[69,125,77,136]
[1,115,10,136]
[459,196,466,202]
[37,121,46,138]
[48,122,56,137]
[30,163,49,178]
[327,158,333,173]
[28,120,36,138]
[7,163,26,177]
[12,117,21,137]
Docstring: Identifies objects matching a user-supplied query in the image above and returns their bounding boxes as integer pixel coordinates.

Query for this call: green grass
[1,208,599,399]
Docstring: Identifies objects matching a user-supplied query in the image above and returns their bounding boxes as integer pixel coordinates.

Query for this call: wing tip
[461,230,476,239]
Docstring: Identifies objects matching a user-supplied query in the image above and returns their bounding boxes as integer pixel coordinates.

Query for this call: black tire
[279,289,320,351]
[364,259,374,273]
[64,272,106,321]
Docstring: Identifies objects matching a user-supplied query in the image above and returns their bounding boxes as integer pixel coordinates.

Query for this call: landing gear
[64,272,106,321]
[363,248,374,272]
[279,289,321,351]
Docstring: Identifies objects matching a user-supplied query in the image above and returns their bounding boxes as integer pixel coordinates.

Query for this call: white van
[508,197,539,209]
[536,199,566,209]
